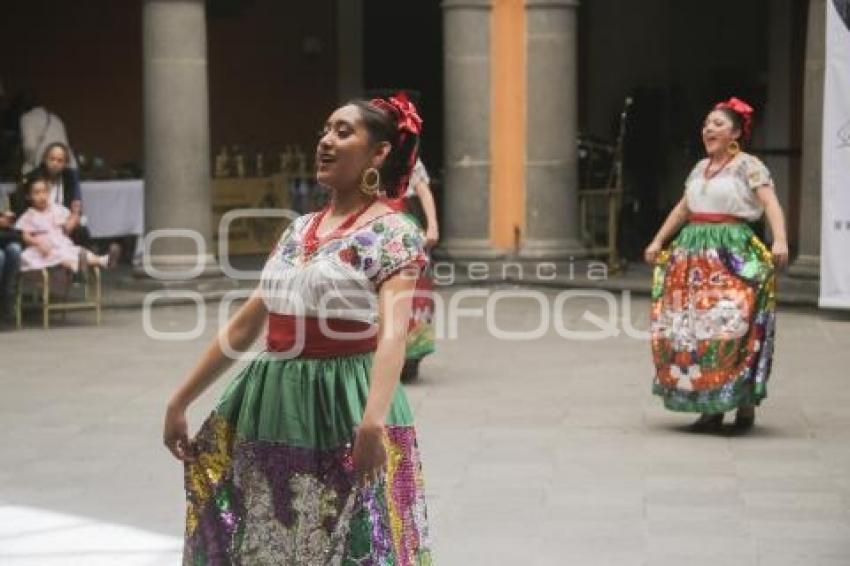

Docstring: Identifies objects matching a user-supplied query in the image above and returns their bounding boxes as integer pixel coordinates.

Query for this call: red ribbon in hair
[369,92,423,197]
[714,96,754,140]
[369,92,423,137]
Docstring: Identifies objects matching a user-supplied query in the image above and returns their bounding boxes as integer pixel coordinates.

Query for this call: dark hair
[23,174,50,196]
[713,107,745,141]
[347,99,419,198]
[41,141,71,165]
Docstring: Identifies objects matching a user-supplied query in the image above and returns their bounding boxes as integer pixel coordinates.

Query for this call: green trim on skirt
[215,352,414,450]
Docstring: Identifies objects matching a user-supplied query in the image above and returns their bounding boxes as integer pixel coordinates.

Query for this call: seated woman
[15,176,118,274]
[14,142,90,247]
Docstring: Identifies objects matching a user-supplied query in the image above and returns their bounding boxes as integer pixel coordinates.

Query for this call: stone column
[521,0,585,260]
[142,0,217,277]
[438,0,500,259]
[790,0,825,278]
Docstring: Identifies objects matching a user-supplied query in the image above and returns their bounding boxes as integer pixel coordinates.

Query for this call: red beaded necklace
[703,153,735,180]
[302,199,376,257]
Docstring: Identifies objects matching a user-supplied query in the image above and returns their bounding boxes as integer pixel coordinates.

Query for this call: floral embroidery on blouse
[742,156,772,191]
[269,211,428,286]
[686,153,773,192]
[683,152,773,221]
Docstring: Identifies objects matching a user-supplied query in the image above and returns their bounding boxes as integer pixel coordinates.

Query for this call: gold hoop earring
[727,141,740,156]
[360,167,380,196]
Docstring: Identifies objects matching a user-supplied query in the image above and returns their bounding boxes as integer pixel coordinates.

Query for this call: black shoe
[106,242,122,268]
[77,249,89,284]
[400,358,421,384]
[689,413,724,433]
[732,407,756,433]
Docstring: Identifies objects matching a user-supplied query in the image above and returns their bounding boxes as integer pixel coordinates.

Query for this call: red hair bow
[369,92,423,137]
[714,96,754,139]
[368,92,423,197]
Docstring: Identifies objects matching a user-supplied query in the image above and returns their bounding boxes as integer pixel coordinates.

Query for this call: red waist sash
[267,313,377,358]
[689,213,742,224]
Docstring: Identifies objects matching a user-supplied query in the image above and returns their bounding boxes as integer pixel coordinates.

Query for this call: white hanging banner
[820,0,850,309]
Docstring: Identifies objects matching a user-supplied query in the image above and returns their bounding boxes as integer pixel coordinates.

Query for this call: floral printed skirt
[402,211,435,362]
[406,269,435,362]
[183,352,432,565]
[651,221,776,413]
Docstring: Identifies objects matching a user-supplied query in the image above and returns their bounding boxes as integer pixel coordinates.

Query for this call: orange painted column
[490,0,526,251]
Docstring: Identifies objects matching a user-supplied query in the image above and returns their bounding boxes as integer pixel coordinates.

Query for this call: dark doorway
[363,1,444,180]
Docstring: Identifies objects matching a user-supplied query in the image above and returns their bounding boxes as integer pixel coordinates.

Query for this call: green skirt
[650,221,776,413]
[183,352,432,565]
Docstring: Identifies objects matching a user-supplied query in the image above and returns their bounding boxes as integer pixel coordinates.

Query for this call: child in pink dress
[15,176,116,272]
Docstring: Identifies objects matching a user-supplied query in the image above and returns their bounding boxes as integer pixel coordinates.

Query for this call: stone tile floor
[1,289,848,565]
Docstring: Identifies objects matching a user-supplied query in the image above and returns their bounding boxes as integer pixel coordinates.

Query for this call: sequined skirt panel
[651,222,776,413]
[183,352,432,565]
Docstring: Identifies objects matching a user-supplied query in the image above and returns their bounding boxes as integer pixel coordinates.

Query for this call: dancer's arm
[163,289,268,461]
[755,186,788,267]
[354,268,418,481]
[414,181,440,248]
[644,196,690,264]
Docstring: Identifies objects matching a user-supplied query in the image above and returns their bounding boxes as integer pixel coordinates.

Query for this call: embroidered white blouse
[259,211,427,324]
[684,152,773,221]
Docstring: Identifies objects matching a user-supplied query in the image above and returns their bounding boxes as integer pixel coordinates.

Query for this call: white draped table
[0,179,144,238]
